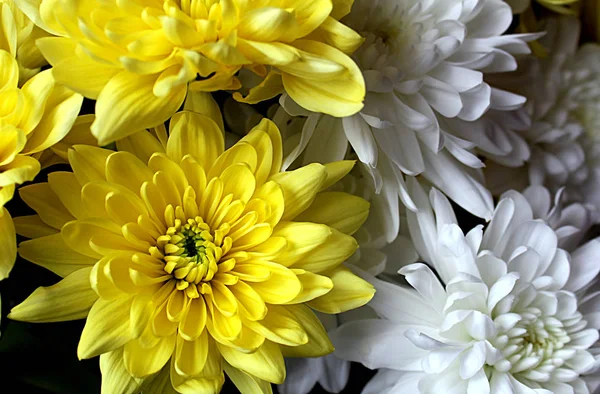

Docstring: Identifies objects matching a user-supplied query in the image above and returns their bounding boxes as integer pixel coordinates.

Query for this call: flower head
[9,111,374,393]
[278,0,538,223]
[486,17,600,215]
[18,0,366,144]
[333,179,600,393]
[0,3,82,280]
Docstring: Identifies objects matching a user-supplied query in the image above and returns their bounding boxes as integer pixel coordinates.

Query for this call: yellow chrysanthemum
[0,3,82,280]
[9,111,374,394]
[16,0,366,145]
[0,0,50,84]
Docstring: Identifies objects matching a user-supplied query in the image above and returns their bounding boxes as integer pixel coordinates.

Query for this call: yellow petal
[116,130,166,165]
[270,163,327,220]
[22,84,83,154]
[9,267,96,322]
[224,362,273,394]
[178,297,208,341]
[218,340,285,384]
[13,214,57,238]
[167,111,224,169]
[291,227,357,273]
[18,233,97,277]
[208,142,257,179]
[291,0,333,38]
[92,71,186,145]
[18,69,61,134]
[305,16,364,54]
[78,296,134,359]
[280,40,365,117]
[280,304,333,357]
[35,36,76,66]
[271,222,331,266]
[245,260,302,304]
[0,125,25,167]
[183,90,225,133]
[0,50,18,91]
[106,151,154,193]
[49,114,96,162]
[48,172,87,219]
[124,335,176,378]
[238,7,298,42]
[308,266,375,313]
[0,207,16,280]
[229,281,266,321]
[52,55,119,99]
[174,331,209,377]
[61,218,122,259]
[19,182,73,229]
[320,160,355,191]
[170,338,224,393]
[245,304,308,346]
[0,155,40,187]
[330,0,354,19]
[100,348,143,394]
[286,269,333,304]
[295,192,369,235]
[68,145,111,184]
[141,364,177,394]
[0,3,17,56]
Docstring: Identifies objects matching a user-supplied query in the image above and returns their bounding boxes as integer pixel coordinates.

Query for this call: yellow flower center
[151,216,234,299]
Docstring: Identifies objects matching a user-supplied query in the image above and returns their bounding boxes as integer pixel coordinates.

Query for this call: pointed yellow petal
[21,82,83,154]
[0,207,16,279]
[92,71,186,145]
[48,172,87,219]
[218,340,285,384]
[286,269,333,304]
[78,296,134,359]
[270,163,327,220]
[52,55,119,99]
[308,266,375,314]
[106,151,154,194]
[9,267,96,322]
[271,222,331,267]
[183,91,225,133]
[306,17,364,54]
[170,338,224,393]
[246,260,302,304]
[245,304,308,346]
[295,192,369,235]
[320,160,355,191]
[100,348,144,394]
[167,111,224,169]
[280,304,333,357]
[280,40,364,117]
[291,228,357,273]
[116,130,166,165]
[13,214,57,238]
[19,182,73,229]
[68,145,111,184]
[18,233,97,277]
[224,362,273,394]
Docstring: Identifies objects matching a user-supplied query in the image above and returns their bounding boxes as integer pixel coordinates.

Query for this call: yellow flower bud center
[153,216,232,298]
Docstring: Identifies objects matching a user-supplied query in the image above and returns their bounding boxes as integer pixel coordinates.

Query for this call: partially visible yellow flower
[16,0,366,145]
[511,0,580,56]
[9,110,374,394]
[0,4,82,280]
[0,0,50,84]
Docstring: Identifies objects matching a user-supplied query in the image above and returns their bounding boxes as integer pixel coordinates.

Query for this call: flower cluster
[0,0,600,394]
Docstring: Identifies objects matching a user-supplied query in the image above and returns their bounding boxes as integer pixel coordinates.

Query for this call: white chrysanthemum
[332,179,600,394]
[486,17,600,213]
[279,0,537,222]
